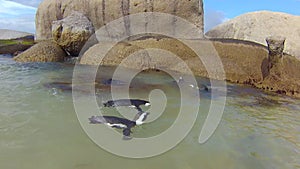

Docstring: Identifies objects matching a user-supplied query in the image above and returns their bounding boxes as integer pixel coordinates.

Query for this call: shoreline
[2,52,300,100]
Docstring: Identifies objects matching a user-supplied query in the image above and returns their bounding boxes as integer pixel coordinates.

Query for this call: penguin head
[89,116,105,124]
[103,102,109,107]
[177,76,184,83]
[122,128,133,140]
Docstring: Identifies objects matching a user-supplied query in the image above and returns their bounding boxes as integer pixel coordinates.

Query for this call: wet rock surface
[13,41,66,62]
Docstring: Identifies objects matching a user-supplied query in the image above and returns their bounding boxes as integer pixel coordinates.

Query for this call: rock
[36,0,204,40]
[266,36,286,78]
[255,72,300,98]
[254,36,300,97]
[80,37,300,98]
[13,41,66,62]
[13,51,23,56]
[79,37,268,82]
[52,11,95,56]
[205,11,300,59]
[210,39,269,84]
[0,43,34,55]
[0,29,34,54]
[266,36,286,57]
[80,41,149,70]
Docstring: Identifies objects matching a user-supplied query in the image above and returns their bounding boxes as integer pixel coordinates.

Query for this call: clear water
[0,54,299,169]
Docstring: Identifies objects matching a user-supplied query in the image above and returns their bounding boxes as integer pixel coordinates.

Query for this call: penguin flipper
[132,111,143,121]
[135,106,143,112]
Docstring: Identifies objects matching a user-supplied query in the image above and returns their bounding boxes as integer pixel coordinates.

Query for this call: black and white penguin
[89,112,149,139]
[177,76,184,84]
[132,111,149,125]
[103,99,151,111]
[175,76,209,92]
[189,84,209,92]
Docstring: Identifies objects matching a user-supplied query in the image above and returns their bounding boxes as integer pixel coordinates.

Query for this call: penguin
[189,84,209,92]
[175,76,209,92]
[103,99,151,111]
[89,112,149,140]
[102,78,126,86]
[177,76,184,83]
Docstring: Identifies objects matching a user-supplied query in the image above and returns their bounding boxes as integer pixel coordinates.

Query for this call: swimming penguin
[103,99,151,111]
[175,76,209,92]
[132,111,149,124]
[177,76,184,83]
[189,84,209,92]
[89,112,149,139]
[101,78,126,86]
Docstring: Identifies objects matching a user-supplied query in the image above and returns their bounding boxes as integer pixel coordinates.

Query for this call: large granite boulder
[205,11,300,59]
[14,41,66,62]
[80,38,269,82]
[0,29,34,55]
[80,37,300,98]
[36,0,204,40]
[52,11,95,56]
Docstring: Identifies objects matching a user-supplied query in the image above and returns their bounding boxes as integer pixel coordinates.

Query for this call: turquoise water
[0,54,299,169]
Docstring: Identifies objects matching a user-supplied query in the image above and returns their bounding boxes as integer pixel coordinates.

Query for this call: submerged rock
[13,41,66,62]
[44,80,125,93]
[44,82,73,91]
[52,11,95,56]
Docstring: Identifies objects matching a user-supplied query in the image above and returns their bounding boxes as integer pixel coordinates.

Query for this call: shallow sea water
[0,54,299,169]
